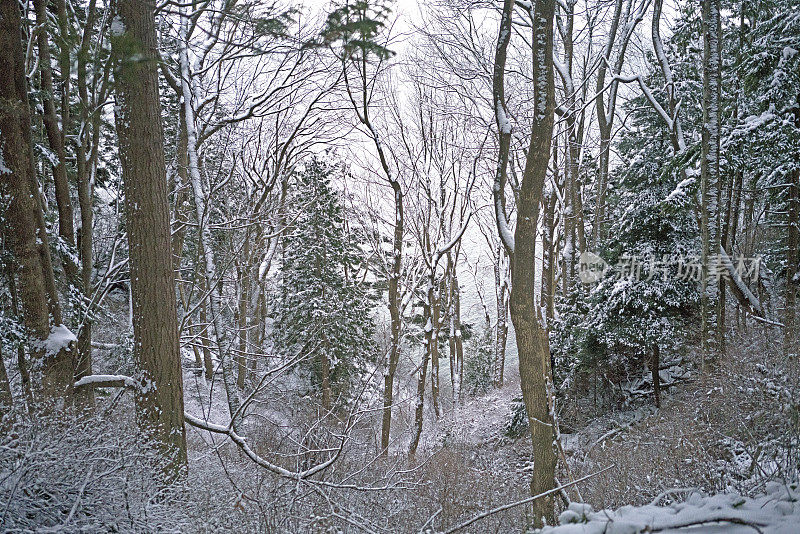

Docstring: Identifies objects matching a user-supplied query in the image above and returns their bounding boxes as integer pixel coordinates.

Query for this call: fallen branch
[719,246,765,318]
[74,374,351,484]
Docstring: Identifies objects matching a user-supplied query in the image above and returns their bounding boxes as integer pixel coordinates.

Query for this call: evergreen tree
[582,127,699,384]
[274,158,375,409]
[731,0,800,354]
[554,61,700,402]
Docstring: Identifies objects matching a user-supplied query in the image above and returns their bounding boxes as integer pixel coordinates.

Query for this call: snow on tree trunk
[701,0,723,365]
[178,9,242,431]
[492,0,559,526]
[409,277,434,457]
[494,249,509,388]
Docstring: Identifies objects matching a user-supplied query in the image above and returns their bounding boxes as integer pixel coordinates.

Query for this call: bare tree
[492,0,558,525]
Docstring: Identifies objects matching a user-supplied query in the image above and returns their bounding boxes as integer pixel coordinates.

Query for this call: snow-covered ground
[544,482,798,533]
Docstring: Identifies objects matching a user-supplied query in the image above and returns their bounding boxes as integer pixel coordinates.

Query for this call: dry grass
[567,327,798,509]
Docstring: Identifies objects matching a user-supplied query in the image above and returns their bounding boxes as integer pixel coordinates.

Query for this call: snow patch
[110,15,125,36]
[0,151,10,175]
[42,324,77,357]
[542,482,799,533]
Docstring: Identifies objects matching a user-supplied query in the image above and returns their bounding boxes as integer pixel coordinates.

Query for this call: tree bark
[198,280,214,380]
[451,266,464,406]
[236,233,251,389]
[409,277,433,457]
[701,0,722,366]
[493,247,509,387]
[591,0,624,248]
[320,344,331,412]
[111,0,187,474]
[430,279,441,418]
[5,264,33,405]
[380,181,403,454]
[74,0,102,409]
[0,0,74,402]
[33,0,78,285]
[0,343,12,414]
[652,343,661,408]
[493,0,558,526]
[542,187,557,325]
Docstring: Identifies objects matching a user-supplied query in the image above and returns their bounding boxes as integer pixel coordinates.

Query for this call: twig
[440,466,614,533]
[652,517,766,533]
[63,465,94,526]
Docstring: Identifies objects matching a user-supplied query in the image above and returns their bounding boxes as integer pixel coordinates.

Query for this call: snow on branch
[442,466,614,533]
[74,374,137,389]
[39,325,78,357]
[719,245,766,319]
[184,412,346,481]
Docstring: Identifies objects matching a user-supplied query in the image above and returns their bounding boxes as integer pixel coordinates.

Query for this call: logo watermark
[577,251,761,284]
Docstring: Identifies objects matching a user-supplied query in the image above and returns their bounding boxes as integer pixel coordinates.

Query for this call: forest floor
[173,322,797,531]
[434,329,794,497]
[3,313,795,532]
[420,325,798,531]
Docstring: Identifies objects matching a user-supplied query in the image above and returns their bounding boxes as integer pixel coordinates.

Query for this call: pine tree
[583,127,699,396]
[274,158,375,410]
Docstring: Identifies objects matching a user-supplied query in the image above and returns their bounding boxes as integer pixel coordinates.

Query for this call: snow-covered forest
[0,0,798,531]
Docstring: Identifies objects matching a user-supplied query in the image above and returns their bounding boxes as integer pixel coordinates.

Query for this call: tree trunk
[701,0,722,367]
[494,248,509,387]
[320,345,331,412]
[111,0,187,474]
[5,265,33,405]
[236,234,251,389]
[56,0,70,153]
[0,0,74,401]
[251,284,265,382]
[33,0,78,285]
[178,11,241,429]
[542,187,557,325]
[409,277,434,457]
[652,343,661,408]
[786,170,799,358]
[0,343,12,414]
[380,182,403,454]
[199,274,215,380]
[74,2,101,408]
[591,0,624,248]
[430,278,441,418]
[447,258,457,394]
[494,0,558,526]
[178,279,204,373]
[452,269,464,406]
